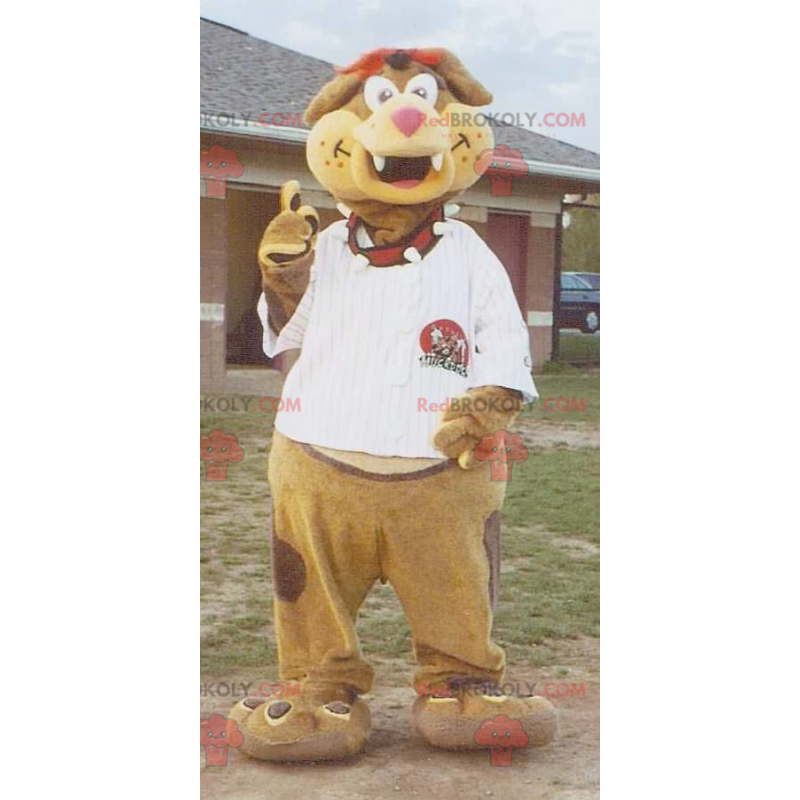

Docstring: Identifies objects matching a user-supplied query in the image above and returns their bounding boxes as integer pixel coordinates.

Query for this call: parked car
[570,271,600,291]
[558,273,600,333]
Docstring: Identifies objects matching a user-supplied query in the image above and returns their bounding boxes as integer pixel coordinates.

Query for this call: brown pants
[268,432,507,695]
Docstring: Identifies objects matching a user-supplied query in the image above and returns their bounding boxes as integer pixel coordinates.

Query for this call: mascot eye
[492,731,497,738]
[364,76,399,112]
[505,446,511,452]
[505,731,511,737]
[207,447,213,453]
[492,447,497,453]
[221,447,226,453]
[220,731,226,738]
[405,73,438,106]
[221,162,226,168]
[206,162,212,168]
[206,731,213,738]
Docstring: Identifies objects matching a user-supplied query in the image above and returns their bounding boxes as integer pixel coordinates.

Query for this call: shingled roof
[201,17,600,172]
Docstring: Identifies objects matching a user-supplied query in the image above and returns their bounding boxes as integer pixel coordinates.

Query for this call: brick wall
[526,223,557,367]
[200,197,228,392]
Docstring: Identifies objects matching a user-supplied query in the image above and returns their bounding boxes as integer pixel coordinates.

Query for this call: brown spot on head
[384,51,411,70]
[325,702,351,715]
[242,697,261,709]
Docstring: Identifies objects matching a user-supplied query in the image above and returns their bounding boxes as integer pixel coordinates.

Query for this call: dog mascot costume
[229,48,557,761]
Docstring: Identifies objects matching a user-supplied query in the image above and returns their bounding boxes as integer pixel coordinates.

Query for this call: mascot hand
[257,181,320,271]
[431,386,524,470]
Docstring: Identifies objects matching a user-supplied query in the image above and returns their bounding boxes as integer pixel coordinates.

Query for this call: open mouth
[370,154,444,189]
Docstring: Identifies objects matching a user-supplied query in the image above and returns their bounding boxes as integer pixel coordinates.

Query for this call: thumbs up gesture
[258,181,320,271]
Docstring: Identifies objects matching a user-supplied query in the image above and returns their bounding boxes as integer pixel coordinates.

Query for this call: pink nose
[391,106,425,137]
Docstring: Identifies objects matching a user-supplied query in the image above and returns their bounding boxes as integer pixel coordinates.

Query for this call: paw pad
[267,701,292,719]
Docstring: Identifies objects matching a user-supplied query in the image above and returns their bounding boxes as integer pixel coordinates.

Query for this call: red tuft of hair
[336,48,443,77]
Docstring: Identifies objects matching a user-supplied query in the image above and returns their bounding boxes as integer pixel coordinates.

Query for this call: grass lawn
[201,372,599,678]
[524,371,600,425]
[555,330,600,364]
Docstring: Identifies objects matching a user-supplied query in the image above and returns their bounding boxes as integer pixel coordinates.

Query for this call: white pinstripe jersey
[257,217,537,458]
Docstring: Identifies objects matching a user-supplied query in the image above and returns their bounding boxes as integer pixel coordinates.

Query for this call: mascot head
[304,48,494,209]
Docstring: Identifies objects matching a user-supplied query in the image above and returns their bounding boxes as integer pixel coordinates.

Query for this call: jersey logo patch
[419,319,469,378]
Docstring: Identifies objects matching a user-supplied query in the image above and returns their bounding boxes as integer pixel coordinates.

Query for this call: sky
[200,0,599,153]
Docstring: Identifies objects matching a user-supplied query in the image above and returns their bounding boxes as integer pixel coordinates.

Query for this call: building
[200,18,600,391]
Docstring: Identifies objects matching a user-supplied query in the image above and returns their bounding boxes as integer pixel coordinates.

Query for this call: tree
[562,194,600,274]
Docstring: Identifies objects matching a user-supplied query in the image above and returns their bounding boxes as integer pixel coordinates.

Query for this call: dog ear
[433,50,493,107]
[304,72,364,126]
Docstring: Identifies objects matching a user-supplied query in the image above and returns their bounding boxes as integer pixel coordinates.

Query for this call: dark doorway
[225,188,279,366]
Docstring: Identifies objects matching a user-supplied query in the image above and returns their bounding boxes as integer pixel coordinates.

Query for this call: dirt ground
[200,641,598,799]
[515,418,600,450]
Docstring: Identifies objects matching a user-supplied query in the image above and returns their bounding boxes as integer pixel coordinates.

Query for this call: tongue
[391,179,422,189]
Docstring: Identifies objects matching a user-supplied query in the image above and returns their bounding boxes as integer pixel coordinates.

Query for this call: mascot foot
[229,684,370,762]
[412,686,557,750]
